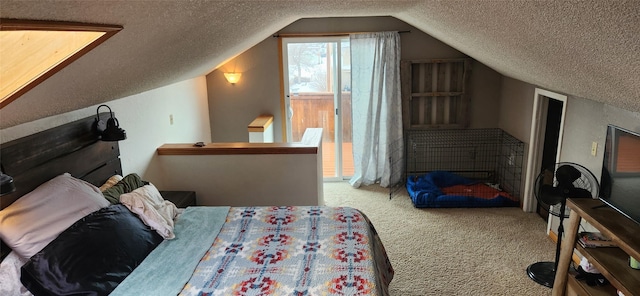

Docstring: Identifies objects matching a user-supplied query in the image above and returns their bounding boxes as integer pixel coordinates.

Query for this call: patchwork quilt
[179,206,394,296]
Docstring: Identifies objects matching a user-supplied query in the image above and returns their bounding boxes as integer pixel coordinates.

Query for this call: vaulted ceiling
[1,0,639,129]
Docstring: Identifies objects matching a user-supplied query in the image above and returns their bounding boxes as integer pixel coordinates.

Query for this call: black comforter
[21,204,162,296]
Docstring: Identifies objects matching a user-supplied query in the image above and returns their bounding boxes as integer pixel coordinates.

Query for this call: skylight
[0,19,122,109]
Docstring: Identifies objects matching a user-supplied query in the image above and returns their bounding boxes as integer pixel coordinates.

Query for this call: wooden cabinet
[553,198,640,296]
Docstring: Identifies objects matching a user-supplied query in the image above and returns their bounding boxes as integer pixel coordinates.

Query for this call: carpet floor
[322,181,556,296]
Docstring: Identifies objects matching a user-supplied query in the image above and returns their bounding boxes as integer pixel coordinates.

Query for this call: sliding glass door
[281,37,353,180]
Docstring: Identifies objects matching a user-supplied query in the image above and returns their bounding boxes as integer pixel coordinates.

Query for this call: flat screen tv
[599,125,640,225]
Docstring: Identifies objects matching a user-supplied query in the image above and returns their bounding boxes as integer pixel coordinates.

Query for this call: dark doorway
[537,98,564,220]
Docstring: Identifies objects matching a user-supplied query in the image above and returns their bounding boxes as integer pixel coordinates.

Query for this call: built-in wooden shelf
[157,142,317,155]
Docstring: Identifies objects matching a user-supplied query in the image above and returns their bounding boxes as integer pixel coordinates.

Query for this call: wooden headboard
[1,114,123,258]
[1,113,123,208]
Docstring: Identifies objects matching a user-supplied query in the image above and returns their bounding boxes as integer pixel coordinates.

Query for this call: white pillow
[120,184,179,239]
[0,251,31,296]
[0,173,110,258]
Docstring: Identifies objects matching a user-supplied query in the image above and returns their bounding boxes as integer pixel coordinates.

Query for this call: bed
[0,115,393,296]
[406,171,519,208]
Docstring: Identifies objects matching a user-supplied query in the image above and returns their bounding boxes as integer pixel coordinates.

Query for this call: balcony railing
[290,92,353,178]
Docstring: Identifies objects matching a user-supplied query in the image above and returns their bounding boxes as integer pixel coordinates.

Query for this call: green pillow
[102,173,149,204]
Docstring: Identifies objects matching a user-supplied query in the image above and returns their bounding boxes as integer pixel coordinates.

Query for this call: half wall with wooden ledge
[248,114,274,143]
[156,128,323,207]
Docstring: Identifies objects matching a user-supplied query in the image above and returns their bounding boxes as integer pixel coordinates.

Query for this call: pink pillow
[0,173,110,258]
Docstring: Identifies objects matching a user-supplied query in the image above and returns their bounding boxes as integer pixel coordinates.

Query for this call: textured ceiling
[1,0,639,128]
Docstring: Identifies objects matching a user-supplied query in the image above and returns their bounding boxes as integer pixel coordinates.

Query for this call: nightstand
[159,191,197,208]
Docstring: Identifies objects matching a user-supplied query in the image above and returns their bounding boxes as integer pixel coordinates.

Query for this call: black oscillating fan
[527,162,599,288]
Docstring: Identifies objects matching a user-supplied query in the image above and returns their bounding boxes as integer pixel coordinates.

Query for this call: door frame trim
[523,88,567,212]
[280,36,345,143]
[279,36,350,180]
[278,37,287,141]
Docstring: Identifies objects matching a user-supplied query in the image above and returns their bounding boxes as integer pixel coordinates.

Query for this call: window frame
[0,19,122,109]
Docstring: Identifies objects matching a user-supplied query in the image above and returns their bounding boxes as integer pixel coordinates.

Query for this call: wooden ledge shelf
[247,114,273,132]
[157,142,318,155]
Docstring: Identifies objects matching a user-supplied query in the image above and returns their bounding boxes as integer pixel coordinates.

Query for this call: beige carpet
[323,181,556,296]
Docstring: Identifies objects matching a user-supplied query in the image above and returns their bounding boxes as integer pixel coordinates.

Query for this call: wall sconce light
[224,72,242,84]
[0,171,16,196]
[95,104,127,141]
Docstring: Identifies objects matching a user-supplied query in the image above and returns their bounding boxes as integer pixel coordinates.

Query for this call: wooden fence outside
[290,92,352,144]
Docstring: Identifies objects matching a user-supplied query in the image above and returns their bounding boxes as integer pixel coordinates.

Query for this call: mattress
[118,206,395,295]
[8,204,393,295]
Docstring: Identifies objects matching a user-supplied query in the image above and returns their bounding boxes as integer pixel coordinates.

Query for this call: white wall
[560,98,640,178]
[548,97,640,232]
[0,77,211,188]
[499,78,640,232]
[498,77,536,142]
[158,153,322,207]
[499,78,640,184]
[207,16,503,142]
[157,128,323,206]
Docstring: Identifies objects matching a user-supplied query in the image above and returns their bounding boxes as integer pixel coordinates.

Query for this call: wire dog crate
[390,128,525,204]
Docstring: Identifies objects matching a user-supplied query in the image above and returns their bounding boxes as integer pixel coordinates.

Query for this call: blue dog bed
[406,171,519,208]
